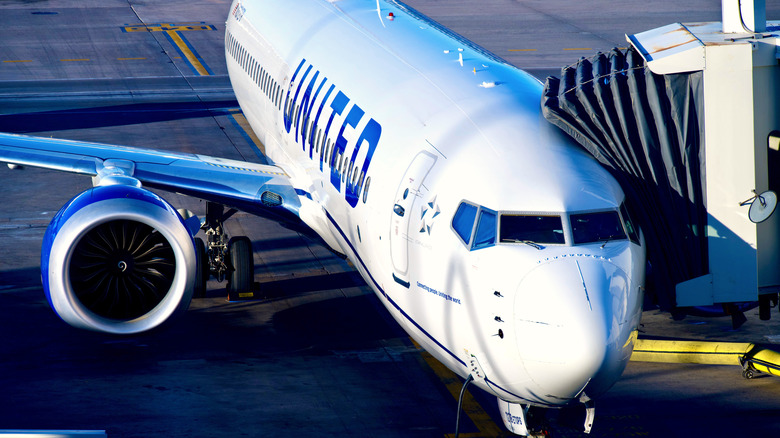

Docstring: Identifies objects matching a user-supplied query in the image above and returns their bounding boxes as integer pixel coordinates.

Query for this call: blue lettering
[281,59,384,209]
[315,84,335,168]
[291,65,311,138]
[331,104,364,192]
[322,90,349,173]
[346,119,380,207]
[283,59,308,133]
[505,410,524,426]
[298,71,326,150]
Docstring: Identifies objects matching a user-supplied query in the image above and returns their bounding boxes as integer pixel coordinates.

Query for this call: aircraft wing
[0,131,301,220]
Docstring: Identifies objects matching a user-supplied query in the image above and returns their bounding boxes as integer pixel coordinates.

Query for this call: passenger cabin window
[570,211,626,245]
[363,176,371,203]
[500,215,565,244]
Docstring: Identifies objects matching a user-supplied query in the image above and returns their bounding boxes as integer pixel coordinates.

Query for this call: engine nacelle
[41,185,196,334]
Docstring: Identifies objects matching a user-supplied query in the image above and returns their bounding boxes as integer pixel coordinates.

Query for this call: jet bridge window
[570,211,626,245]
[500,215,565,245]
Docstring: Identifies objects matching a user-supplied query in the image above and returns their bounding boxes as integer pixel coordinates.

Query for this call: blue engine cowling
[41,184,196,334]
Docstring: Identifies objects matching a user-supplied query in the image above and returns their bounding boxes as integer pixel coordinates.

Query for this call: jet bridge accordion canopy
[542,48,707,310]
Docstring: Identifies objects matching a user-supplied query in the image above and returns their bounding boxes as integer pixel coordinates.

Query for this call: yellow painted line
[166,30,209,76]
[117,57,147,60]
[3,60,32,63]
[229,110,267,157]
[410,339,506,437]
[508,49,537,52]
[123,22,216,32]
[563,48,592,51]
[60,58,90,62]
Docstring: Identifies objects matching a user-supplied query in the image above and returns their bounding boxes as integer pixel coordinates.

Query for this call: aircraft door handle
[393,204,405,217]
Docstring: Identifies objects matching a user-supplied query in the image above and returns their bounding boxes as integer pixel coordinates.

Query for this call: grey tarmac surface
[1,0,780,437]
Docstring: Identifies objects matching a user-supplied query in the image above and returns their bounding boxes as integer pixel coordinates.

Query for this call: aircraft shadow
[0,100,239,133]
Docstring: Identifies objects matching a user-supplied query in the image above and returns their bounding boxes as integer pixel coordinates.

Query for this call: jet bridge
[543,0,780,315]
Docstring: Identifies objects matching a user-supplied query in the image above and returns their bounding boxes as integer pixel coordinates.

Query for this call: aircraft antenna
[376,0,386,28]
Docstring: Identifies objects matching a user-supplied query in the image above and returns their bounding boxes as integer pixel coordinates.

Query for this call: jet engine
[41,184,197,334]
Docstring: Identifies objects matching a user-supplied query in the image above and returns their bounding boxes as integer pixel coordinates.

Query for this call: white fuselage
[225,0,645,407]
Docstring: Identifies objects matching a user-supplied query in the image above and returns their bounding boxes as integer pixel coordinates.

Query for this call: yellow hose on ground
[631,339,780,377]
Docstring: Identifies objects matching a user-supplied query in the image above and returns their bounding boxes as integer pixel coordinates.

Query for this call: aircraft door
[390,151,437,286]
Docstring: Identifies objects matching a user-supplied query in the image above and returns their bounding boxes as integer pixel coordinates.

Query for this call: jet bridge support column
[626,4,780,307]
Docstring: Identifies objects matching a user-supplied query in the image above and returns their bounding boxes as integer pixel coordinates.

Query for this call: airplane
[0,0,646,435]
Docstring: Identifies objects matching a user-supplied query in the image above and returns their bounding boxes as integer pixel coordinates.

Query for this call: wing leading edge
[0,132,301,222]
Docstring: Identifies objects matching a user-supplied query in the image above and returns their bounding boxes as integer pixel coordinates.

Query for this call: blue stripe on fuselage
[322,209,466,368]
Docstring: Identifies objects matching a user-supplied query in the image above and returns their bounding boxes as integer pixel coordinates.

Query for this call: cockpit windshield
[499,215,565,244]
[570,211,626,244]
[453,201,635,250]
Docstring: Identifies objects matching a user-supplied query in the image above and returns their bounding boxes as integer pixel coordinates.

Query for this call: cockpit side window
[570,210,626,245]
[452,202,478,245]
[472,208,497,250]
[619,202,640,245]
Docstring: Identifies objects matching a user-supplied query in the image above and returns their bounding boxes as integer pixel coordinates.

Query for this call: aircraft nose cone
[514,256,629,402]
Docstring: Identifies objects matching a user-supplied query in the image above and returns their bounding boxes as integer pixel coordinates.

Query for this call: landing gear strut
[194,202,255,300]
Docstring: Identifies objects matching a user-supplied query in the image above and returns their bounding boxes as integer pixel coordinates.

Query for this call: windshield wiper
[504,239,543,250]
[600,234,624,249]
[523,240,543,250]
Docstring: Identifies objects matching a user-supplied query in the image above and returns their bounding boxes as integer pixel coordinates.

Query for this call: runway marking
[411,339,507,437]
[121,22,215,76]
[3,60,33,63]
[164,30,213,76]
[228,109,268,162]
[122,22,217,32]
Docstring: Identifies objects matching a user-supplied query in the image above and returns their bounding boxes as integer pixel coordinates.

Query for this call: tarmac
[2,0,780,437]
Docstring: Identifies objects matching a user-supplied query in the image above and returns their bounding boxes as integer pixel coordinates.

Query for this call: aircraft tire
[227,236,253,296]
[193,237,209,298]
